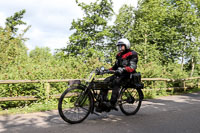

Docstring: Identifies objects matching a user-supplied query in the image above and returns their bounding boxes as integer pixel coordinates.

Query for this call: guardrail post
[169,79,174,94]
[164,81,167,89]
[151,81,156,97]
[151,81,154,89]
[44,83,50,100]
[183,81,186,92]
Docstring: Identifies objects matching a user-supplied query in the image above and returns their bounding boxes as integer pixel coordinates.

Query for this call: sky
[0,0,137,53]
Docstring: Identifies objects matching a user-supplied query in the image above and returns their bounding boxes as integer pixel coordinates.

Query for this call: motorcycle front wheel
[58,86,93,124]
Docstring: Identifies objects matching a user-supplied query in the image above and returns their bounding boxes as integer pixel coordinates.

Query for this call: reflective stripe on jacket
[110,49,138,73]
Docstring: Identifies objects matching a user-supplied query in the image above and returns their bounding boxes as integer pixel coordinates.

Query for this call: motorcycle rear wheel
[119,88,143,115]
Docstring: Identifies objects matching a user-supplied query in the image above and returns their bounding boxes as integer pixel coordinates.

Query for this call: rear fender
[137,89,144,100]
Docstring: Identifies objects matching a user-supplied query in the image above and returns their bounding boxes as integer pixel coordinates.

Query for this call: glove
[115,67,125,75]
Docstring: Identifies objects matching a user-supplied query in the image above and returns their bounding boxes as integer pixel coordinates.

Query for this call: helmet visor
[117,44,124,52]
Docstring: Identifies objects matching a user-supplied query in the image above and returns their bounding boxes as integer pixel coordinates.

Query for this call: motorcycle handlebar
[96,69,115,75]
[107,70,115,74]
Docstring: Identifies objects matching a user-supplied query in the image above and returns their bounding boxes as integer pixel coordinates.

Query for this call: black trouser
[100,74,129,105]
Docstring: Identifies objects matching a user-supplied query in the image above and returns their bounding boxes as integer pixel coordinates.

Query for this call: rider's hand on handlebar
[115,67,125,75]
[108,69,115,74]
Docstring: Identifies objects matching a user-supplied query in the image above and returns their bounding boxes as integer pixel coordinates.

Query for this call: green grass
[143,87,200,99]
[173,87,200,95]
[0,100,58,115]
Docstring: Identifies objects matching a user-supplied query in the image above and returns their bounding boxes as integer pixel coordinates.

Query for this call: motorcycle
[58,66,144,124]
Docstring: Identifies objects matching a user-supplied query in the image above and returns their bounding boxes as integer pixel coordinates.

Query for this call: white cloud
[25,27,69,53]
[0,0,137,54]
[43,37,68,51]
[0,12,6,27]
[113,0,138,13]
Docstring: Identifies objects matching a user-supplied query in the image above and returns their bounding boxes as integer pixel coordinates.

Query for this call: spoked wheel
[119,88,143,115]
[58,86,93,124]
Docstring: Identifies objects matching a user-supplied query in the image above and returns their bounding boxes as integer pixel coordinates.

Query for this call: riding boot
[108,86,120,111]
[96,89,109,112]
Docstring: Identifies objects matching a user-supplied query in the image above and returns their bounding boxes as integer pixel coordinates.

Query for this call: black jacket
[110,49,138,74]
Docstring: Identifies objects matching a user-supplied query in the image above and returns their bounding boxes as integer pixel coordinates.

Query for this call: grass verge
[0,100,58,115]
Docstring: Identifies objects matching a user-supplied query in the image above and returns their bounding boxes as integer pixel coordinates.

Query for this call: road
[1,92,200,133]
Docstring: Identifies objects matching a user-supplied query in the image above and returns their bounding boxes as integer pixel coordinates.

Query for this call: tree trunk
[144,33,147,64]
[181,44,186,71]
[190,56,195,77]
[181,56,184,71]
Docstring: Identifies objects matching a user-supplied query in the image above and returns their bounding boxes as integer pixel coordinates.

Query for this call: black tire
[58,86,93,124]
[119,88,143,115]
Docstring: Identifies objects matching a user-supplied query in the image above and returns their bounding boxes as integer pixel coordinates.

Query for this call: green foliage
[125,0,200,66]
[166,63,188,79]
[112,5,135,39]
[5,9,26,33]
[1,0,200,111]
[0,30,27,66]
[63,0,114,55]
[29,47,52,63]
[0,9,29,73]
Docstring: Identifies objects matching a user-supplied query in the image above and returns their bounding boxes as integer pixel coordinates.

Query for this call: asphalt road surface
[1,92,200,133]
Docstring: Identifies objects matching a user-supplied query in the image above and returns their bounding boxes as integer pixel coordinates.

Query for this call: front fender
[68,80,81,86]
[73,84,95,113]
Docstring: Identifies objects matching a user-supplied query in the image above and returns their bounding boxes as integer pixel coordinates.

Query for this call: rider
[97,38,138,112]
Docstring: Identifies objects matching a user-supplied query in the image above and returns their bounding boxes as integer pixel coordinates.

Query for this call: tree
[0,10,29,69]
[63,0,114,56]
[112,1,168,64]
[5,9,26,34]
[168,0,200,75]
[29,47,52,63]
[128,0,200,67]
[130,0,177,64]
[111,0,200,77]
[111,5,135,46]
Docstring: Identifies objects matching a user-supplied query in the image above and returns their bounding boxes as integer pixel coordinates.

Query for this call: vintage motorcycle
[58,67,144,124]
